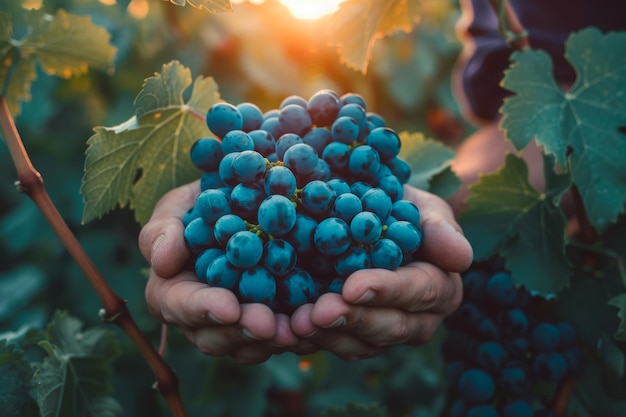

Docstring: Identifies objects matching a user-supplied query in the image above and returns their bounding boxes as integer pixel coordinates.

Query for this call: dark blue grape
[386,157,411,184]
[391,199,421,227]
[497,308,529,337]
[369,238,403,270]
[206,102,243,138]
[195,248,225,280]
[385,220,422,254]
[462,269,489,301]
[458,369,495,403]
[330,115,360,145]
[283,214,318,254]
[377,174,404,201]
[238,266,276,305]
[313,217,351,256]
[366,112,386,128]
[231,150,266,183]
[277,267,317,308]
[532,352,567,382]
[303,127,332,154]
[283,143,319,176]
[361,187,392,222]
[264,165,297,197]
[307,90,341,127]
[275,133,303,160]
[327,277,345,294]
[258,194,297,237]
[200,171,225,191]
[259,116,283,139]
[279,104,312,136]
[340,92,367,111]
[262,239,297,277]
[350,181,373,197]
[499,363,531,397]
[530,323,561,352]
[248,129,276,157]
[322,141,350,172]
[333,192,363,222]
[502,400,533,417]
[475,341,508,372]
[349,145,381,179]
[280,95,307,109]
[350,211,382,244]
[217,152,239,187]
[367,127,401,161]
[301,180,336,217]
[184,217,217,254]
[195,189,231,225]
[206,255,241,290]
[190,137,223,171]
[486,272,517,307]
[334,246,371,277]
[214,214,246,246]
[226,230,263,269]
[236,102,263,132]
[221,130,254,154]
[230,183,266,222]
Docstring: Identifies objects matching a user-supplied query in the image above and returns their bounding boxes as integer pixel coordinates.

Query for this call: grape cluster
[441,260,586,417]
[182,90,423,314]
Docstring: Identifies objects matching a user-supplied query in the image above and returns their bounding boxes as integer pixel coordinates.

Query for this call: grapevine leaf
[33,311,122,417]
[0,10,116,116]
[320,402,388,417]
[609,293,626,341]
[500,28,626,232]
[0,341,39,417]
[328,0,420,73]
[165,0,233,13]
[81,61,220,225]
[399,131,458,194]
[428,166,462,199]
[459,153,571,295]
[0,266,45,321]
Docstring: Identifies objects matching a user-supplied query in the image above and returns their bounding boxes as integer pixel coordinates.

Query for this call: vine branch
[0,96,186,417]
[488,0,530,50]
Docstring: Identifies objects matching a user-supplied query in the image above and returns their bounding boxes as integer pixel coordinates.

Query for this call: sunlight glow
[278,0,346,20]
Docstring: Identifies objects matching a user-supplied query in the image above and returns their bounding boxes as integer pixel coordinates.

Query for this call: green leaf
[398,131,459,195]
[166,0,233,13]
[426,166,462,199]
[33,311,122,417]
[459,153,571,295]
[81,61,220,225]
[0,266,46,321]
[609,293,626,341]
[320,402,388,417]
[500,28,626,232]
[328,0,421,73]
[0,9,116,116]
[0,341,39,417]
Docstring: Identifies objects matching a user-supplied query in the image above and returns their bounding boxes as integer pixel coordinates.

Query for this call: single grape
[349,145,381,180]
[259,116,283,140]
[337,103,367,129]
[236,102,263,132]
[238,266,276,305]
[297,158,331,187]
[321,141,351,172]
[499,363,531,398]
[334,245,371,277]
[458,369,495,404]
[530,323,561,352]
[206,255,241,290]
[313,217,351,256]
[486,272,517,307]
[200,171,225,191]
[367,127,401,161]
[461,269,489,301]
[532,352,568,382]
[497,308,529,337]
[258,194,297,237]
[385,220,423,254]
[386,157,411,184]
[213,214,247,246]
[226,230,264,269]
[340,92,367,111]
[206,102,243,138]
[249,129,276,157]
[331,116,360,144]
[277,267,317,309]
[190,137,224,171]
[350,211,382,244]
[279,103,312,136]
[502,400,533,417]
[195,189,231,225]
[366,112,386,128]
[307,90,342,127]
[391,199,421,227]
[377,174,404,201]
[301,180,336,217]
[265,165,297,197]
[478,316,501,339]
[221,130,254,154]
[231,150,267,183]
[369,238,403,270]
[475,341,508,372]
[280,95,307,109]
[327,277,345,294]
[333,192,363,222]
[184,217,217,254]
[283,143,319,176]
[195,248,225,280]
[230,183,266,222]
[327,178,351,196]
[183,205,199,227]
[275,133,303,160]
[282,214,318,254]
[262,239,297,277]
[302,127,333,155]
[361,187,392,222]
[350,181,373,197]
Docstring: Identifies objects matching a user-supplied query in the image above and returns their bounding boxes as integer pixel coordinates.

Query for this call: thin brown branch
[488,0,530,50]
[0,96,186,417]
[551,375,576,417]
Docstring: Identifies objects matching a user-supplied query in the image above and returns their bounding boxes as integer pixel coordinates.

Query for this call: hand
[139,181,317,365]
[289,186,473,361]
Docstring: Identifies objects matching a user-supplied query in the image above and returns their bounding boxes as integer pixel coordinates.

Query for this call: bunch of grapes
[441,260,587,417]
[181,90,423,314]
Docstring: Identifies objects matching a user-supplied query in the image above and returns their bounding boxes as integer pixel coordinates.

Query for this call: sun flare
[277,0,346,20]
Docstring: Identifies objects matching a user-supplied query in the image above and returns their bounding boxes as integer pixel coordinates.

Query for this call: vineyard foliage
[0,0,625,417]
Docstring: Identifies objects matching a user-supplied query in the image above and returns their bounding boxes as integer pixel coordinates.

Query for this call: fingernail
[355,290,376,304]
[241,328,261,341]
[208,312,227,325]
[323,316,347,329]
[303,329,318,338]
[150,234,166,267]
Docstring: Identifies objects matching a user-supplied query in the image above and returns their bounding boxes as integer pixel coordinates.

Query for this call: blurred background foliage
[0,0,474,415]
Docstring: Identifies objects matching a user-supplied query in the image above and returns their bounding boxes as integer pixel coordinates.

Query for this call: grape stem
[0,96,187,417]
[487,0,530,50]
[550,375,576,417]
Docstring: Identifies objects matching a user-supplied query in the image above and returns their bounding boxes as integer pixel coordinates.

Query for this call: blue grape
[206,255,241,290]
[313,217,351,256]
[230,183,266,222]
[376,174,404,201]
[532,352,567,382]
[195,189,231,225]
[184,217,217,254]
[259,116,283,139]
[298,158,331,187]
[361,187,392,222]
[200,171,225,191]
[302,127,332,154]
[279,103,312,136]
[367,127,401,161]
[350,211,382,244]
[190,137,223,171]
[275,133,303,160]
[366,112,386,128]
[307,90,341,127]
[262,239,297,277]
[340,92,367,110]
[530,323,561,352]
[283,143,319,176]
[327,277,345,294]
[391,199,421,227]
[477,317,501,340]
[333,192,363,222]
[321,141,350,172]
[462,269,489,301]
[327,178,351,195]
[248,129,276,157]
[386,157,411,184]
[263,109,279,119]
[195,248,225,280]
[264,165,297,197]
[226,230,264,268]
[221,130,254,154]
[236,102,263,132]
[385,220,423,254]
[277,267,317,308]
[458,369,495,403]
[486,272,517,307]
[183,205,199,227]
[350,181,373,197]
[283,214,318,254]
[349,145,381,179]
[499,364,531,397]
[475,341,507,372]
[369,238,403,270]
[504,337,530,358]
[450,399,467,417]
[466,405,499,417]
[206,102,243,138]
[331,116,360,144]
[238,266,276,305]
[334,246,371,277]
[231,150,266,183]
[258,194,297,237]
[497,308,529,337]
[301,180,336,217]
[280,95,307,109]
[213,214,247,246]
[337,103,367,130]
[217,152,239,187]
[502,400,533,417]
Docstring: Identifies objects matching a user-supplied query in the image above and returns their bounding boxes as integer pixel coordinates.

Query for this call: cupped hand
[290,186,473,361]
[139,181,317,364]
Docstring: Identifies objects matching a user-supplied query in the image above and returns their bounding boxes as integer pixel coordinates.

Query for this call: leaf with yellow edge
[328,0,421,73]
[165,0,233,13]
[81,61,221,225]
[0,9,116,116]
